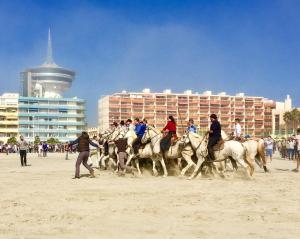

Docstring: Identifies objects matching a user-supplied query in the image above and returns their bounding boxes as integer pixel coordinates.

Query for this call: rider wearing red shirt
[160,116,177,154]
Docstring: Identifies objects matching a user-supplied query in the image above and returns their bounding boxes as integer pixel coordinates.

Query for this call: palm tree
[283,109,300,134]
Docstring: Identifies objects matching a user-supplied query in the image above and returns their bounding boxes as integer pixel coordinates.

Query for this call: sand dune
[0,152,299,239]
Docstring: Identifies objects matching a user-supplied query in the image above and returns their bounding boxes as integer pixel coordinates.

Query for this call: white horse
[99,127,126,170]
[141,126,196,177]
[221,131,269,173]
[120,126,166,176]
[187,132,252,179]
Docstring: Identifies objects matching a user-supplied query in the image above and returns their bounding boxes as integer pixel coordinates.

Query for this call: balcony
[19,104,84,110]
[18,113,85,118]
[19,129,82,134]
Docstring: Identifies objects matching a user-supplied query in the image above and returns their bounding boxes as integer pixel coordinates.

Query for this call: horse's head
[110,128,126,141]
[180,134,190,145]
[141,126,151,144]
[141,126,160,144]
[187,132,208,156]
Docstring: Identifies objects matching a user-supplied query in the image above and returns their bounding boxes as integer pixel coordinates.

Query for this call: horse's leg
[135,158,142,176]
[235,156,250,178]
[244,153,254,176]
[180,156,196,176]
[229,157,238,171]
[126,153,134,166]
[152,159,159,176]
[258,143,269,172]
[178,157,182,169]
[159,157,168,177]
[101,155,109,169]
[189,156,205,179]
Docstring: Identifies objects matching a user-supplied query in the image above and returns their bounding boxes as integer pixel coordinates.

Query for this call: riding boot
[207,147,215,161]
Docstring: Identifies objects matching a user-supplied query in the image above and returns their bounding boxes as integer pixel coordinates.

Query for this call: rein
[144,127,161,146]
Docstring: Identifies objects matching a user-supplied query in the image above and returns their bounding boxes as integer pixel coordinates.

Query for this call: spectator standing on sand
[18,136,29,167]
[293,129,300,172]
[287,138,295,160]
[265,136,274,162]
[38,143,43,157]
[42,142,48,157]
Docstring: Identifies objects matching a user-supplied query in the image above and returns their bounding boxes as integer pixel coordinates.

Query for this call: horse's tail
[257,140,268,172]
[242,144,254,176]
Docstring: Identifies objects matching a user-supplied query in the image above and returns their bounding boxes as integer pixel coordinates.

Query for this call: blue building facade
[18,97,86,142]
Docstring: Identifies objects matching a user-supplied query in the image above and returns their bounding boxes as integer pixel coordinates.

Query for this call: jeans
[287,149,294,160]
[75,151,94,178]
[20,150,27,166]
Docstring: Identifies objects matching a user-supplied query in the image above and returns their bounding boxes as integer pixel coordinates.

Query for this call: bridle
[110,129,126,141]
[187,131,208,157]
[143,127,161,145]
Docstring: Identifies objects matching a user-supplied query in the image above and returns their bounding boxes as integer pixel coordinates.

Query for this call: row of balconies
[18,121,85,126]
[18,113,85,118]
[0,120,18,125]
[19,104,84,110]
[19,129,82,133]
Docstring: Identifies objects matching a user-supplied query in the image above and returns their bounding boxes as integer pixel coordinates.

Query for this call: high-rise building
[98,89,276,137]
[18,30,86,142]
[0,93,19,142]
[21,30,75,98]
[272,95,293,136]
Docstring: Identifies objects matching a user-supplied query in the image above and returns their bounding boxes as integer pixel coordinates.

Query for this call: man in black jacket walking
[69,132,99,179]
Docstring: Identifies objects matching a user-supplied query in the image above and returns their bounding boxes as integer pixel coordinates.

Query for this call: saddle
[213,138,225,151]
[171,135,179,146]
[234,137,247,142]
[227,135,247,143]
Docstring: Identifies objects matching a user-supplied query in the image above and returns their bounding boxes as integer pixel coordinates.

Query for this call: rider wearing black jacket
[207,114,221,161]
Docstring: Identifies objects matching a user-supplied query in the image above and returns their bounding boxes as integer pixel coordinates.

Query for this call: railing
[18,113,85,118]
[18,104,84,110]
[19,121,85,126]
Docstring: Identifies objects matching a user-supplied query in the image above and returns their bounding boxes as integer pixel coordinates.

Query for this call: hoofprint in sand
[0,152,299,239]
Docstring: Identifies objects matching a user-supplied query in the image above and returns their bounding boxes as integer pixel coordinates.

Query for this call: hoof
[263,166,269,173]
[162,174,168,178]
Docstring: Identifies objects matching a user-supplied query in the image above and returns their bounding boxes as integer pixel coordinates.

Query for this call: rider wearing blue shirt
[132,118,147,155]
[187,119,197,133]
[135,123,146,137]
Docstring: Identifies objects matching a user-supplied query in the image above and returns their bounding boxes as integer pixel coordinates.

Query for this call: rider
[187,119,197,133]
[132,118,146,156]
[126,119,134,130]
[160,115,177,153]
[207,114,221,161]
[119,120,127,131]
[233,118,242,140]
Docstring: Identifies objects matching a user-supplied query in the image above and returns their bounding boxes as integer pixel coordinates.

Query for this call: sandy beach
[0,152,299,239]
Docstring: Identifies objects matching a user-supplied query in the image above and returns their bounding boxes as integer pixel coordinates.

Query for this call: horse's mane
[221,130,229,139]
[189,132,202,139]
[148,125,161,135]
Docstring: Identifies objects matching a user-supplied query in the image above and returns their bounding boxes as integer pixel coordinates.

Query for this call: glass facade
[18,96,86,142]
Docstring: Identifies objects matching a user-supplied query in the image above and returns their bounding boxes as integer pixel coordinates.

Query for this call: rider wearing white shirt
[234,119,242,138]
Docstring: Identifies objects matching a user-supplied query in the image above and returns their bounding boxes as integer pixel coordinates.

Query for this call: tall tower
[21,29,75,98]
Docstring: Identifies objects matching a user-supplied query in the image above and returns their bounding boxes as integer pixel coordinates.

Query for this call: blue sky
[0,0,299,126]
